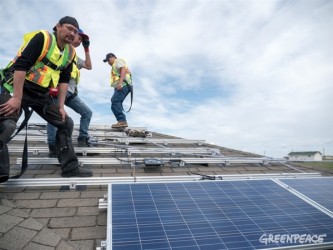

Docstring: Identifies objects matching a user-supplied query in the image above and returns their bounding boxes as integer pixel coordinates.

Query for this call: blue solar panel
[279,177,333,213]
[110,180,333,250]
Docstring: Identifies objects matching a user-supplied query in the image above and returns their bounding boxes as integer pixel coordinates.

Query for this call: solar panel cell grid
[279,177,333,213]
[110,180,333,250]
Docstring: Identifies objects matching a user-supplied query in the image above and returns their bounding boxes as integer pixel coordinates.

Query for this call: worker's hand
[0,96,21,117]
[116,83,123,90]
[49,87,58,98]
[81,34,90,49]
[58,106,67,121]
[80,33,89,41]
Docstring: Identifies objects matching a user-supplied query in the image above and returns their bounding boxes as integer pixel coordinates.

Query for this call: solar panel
[279,177,333,213]
[109,180,333,250]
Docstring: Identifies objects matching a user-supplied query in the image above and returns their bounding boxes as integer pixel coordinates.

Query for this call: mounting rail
[11,136,205,145]
[0,173,321,189]
[9,145,219,156]
[16,156,287,165]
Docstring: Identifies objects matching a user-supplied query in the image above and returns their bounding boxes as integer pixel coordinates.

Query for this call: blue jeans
[111,85,130,122]
[47,92,92,145]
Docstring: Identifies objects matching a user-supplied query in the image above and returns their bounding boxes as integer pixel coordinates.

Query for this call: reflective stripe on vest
[25,30,75,88]
[110,58,132,88]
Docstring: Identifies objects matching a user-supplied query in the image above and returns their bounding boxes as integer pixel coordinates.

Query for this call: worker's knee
[0,119,17,143]
[4,119,16,135]
[66,117,74,131]
[55,116,73,131]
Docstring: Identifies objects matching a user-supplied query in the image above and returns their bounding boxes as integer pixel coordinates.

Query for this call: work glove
[81,34,90,50]
[49,87,58,98]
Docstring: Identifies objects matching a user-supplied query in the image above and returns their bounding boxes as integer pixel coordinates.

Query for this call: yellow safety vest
[110,58,132,88]
[4,30,75,90]
[25,30,75,88]
[70,55,80,84]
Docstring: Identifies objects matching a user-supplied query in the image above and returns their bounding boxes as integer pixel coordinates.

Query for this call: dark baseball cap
[53,16,79,31]
[103,53,116,62]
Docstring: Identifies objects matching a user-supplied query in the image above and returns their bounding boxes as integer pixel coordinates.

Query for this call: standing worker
[0,16,93,182]
[47,28,93,157]
[103,53,132,128]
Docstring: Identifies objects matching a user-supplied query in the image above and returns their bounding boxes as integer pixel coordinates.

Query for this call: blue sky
[1,0,332,158]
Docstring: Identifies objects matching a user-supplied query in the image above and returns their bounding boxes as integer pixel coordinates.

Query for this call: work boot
[111,121,128,128]
[48,144,57,158]
[88,136,98,145]
[77,136,92,147]
[0,142,10,183]
[61,165,93,177]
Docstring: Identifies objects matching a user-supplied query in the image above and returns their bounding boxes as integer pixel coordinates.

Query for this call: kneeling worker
[0,16,93,182]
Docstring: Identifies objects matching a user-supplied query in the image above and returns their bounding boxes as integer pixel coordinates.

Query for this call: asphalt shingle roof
[0,124,331,249]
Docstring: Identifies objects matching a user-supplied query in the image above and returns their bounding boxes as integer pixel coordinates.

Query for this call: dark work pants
[0,91,19,182]
[0,119,16,143]
[21,83,79,172]
[0,119,16,182]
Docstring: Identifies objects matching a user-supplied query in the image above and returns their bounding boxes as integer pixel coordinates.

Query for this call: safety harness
[0,30,73,179]
[123,79,133,113]
[110,59,133,113]
[8,106,34,179]
[0,30,71,92]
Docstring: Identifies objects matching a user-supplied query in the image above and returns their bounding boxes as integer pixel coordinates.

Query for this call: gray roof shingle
[0,123,331,249]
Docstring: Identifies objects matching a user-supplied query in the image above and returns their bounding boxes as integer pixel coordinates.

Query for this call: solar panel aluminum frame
[105,183,112,250]
[275,177,333,218]
[274,179,333,218]
[103,178,333,250]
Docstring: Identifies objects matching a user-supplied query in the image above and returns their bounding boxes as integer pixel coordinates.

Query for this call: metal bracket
[96,240,107,250]
[99,194,108,211]
[69,182,76,190]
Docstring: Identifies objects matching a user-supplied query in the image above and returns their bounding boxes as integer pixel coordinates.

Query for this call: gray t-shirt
[68,57,84,94]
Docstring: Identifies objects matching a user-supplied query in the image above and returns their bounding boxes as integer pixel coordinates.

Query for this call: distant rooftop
[288,151,322,156]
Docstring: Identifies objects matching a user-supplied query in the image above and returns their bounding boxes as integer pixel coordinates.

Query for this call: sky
[0,0,332,158]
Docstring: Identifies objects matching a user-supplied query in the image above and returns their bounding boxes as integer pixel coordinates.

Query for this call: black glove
[81,34,90,49]
[82,39,90,49]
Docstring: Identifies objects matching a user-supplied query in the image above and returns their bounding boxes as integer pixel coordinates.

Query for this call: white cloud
[1,0,332,158]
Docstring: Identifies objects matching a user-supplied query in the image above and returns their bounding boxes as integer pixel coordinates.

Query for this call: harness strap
[40,57,65,71]
[10,105,33,179]
[122,80,133,113]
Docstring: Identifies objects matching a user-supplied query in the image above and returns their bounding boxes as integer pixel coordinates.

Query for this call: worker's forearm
[12,70,26,100]
[57,83,68,108]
